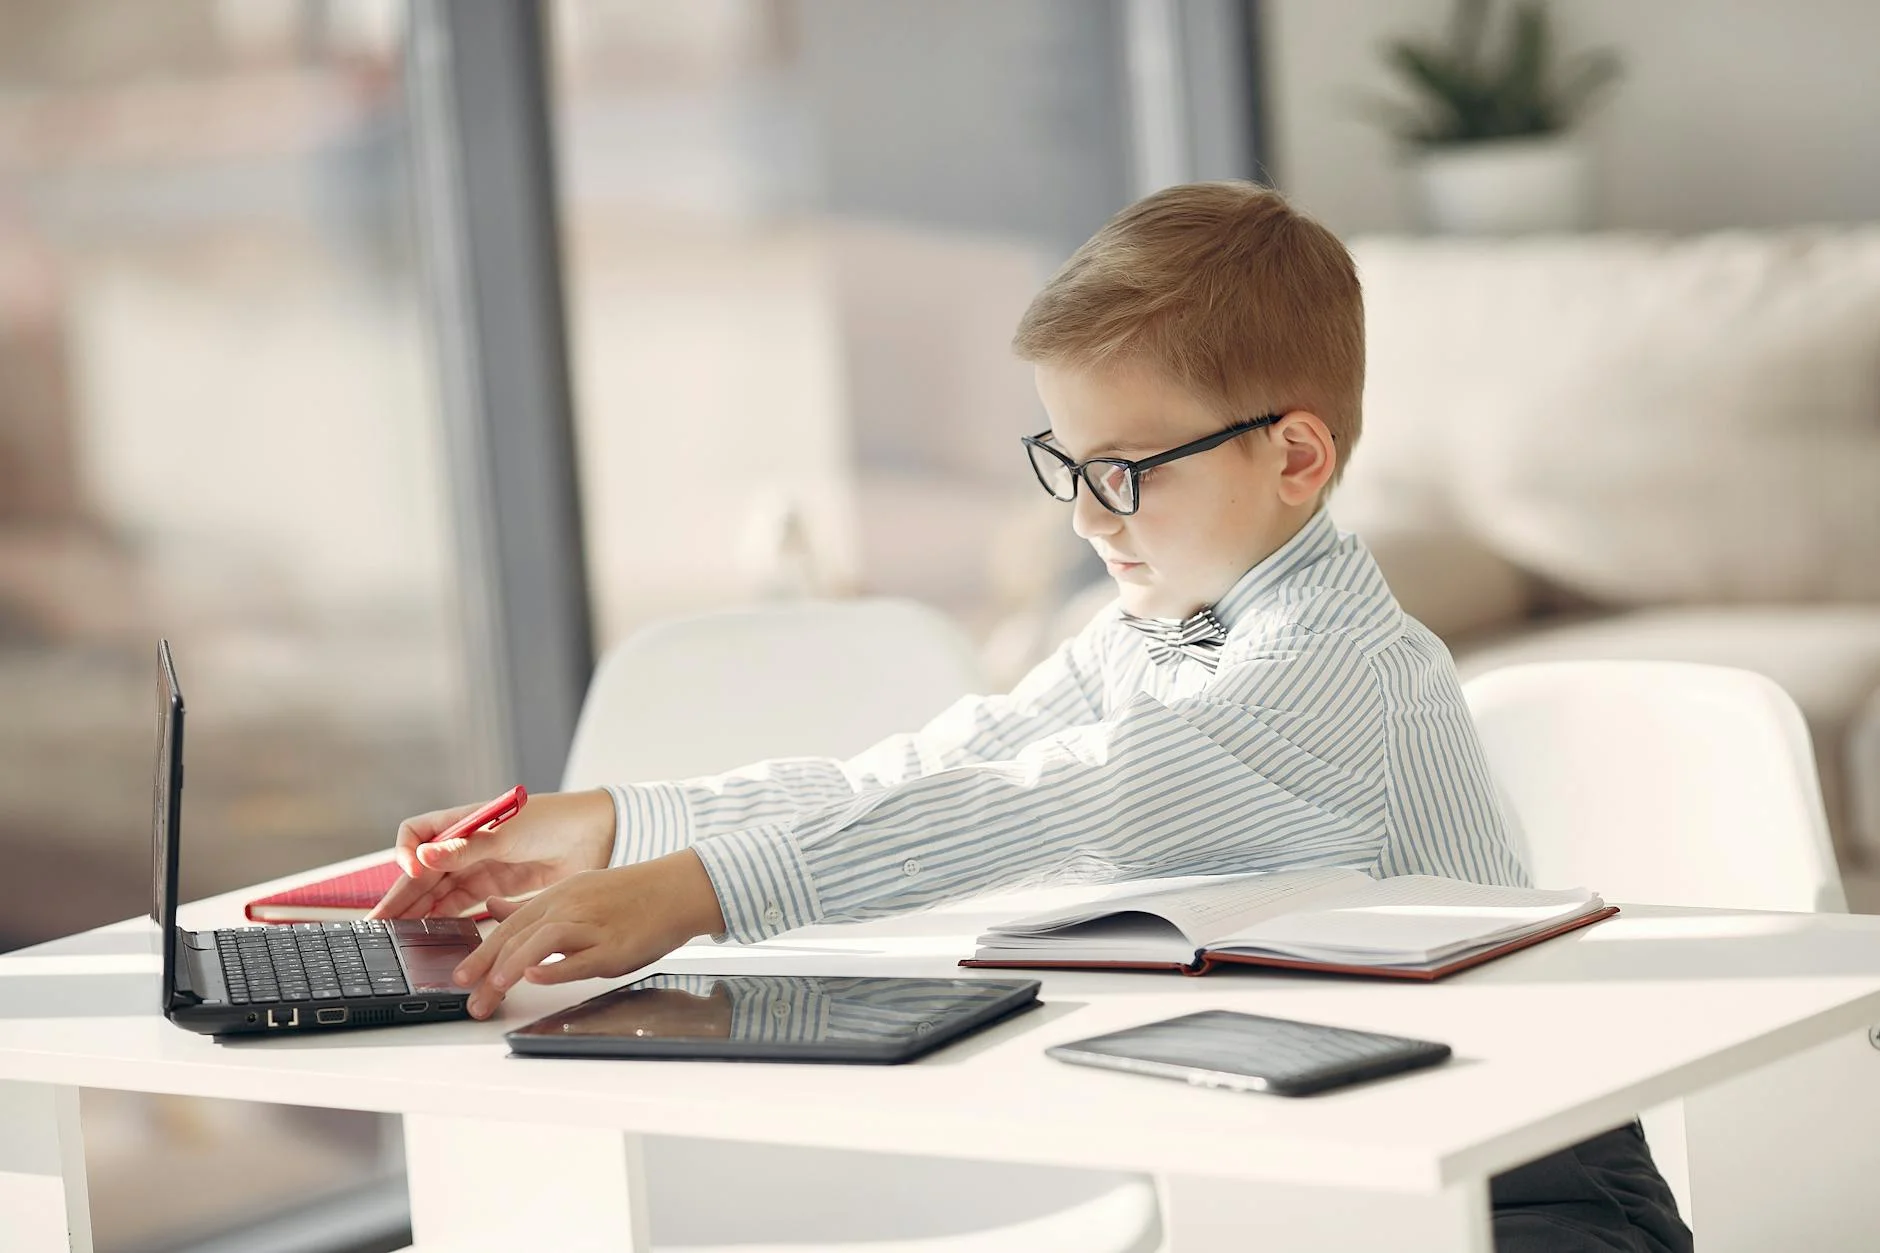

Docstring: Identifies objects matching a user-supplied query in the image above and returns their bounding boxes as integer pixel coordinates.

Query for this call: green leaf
[1363,0,1622,143]
[1386,39,1503,140]
[1386,40,1466,100]
[1450,0,1492,76]
[1496,2,1550,135]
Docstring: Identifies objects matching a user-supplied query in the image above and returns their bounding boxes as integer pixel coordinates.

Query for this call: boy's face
[1033,362,1305,619]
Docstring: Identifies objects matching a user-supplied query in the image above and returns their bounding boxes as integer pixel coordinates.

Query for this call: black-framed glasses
[1021,414,1282,516]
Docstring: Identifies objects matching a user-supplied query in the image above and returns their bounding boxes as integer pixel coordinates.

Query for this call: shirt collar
[1208,508,1341,633]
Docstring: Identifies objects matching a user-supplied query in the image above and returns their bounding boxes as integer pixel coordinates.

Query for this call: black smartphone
[1046,1009,1451,1096]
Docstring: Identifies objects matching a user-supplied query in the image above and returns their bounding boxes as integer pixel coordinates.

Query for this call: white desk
[6,864,1880,1253]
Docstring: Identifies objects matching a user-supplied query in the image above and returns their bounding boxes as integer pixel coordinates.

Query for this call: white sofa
[1335,229,1880,907]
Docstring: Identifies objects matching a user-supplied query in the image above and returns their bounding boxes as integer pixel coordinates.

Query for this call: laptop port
[398,1001,429,1014]
[315,1007,348,1026]
[265,1007,300,1028]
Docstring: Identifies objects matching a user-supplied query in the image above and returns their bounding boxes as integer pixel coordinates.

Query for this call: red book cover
[243,788,526,923]
[244,861,488,924]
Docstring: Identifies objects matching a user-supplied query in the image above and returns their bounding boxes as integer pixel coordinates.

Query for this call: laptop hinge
[169,928,205,1007]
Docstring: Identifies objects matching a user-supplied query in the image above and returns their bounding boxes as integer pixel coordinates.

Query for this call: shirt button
[771,1002,790,1019]
[902,858,921,876]
[763,904,783,924]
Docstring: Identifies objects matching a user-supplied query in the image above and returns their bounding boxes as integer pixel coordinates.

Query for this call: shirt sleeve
[692,629,1394,943]
[606,608,1114,868]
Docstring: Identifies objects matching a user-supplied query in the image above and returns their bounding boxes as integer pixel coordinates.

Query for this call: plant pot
[1410,135,1592,235]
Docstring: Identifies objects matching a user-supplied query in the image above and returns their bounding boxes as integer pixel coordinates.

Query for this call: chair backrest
[562,598,984,790]
[1464,660,1846,913]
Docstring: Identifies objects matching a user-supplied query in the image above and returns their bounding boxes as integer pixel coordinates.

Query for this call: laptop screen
[151,641,185,1005]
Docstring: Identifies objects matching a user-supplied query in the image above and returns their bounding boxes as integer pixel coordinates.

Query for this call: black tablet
[1047,1009,1452,1096]
[505,974,1042,1063]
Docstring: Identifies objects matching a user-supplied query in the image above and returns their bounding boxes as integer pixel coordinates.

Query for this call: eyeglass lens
[1085,461,1133,512]
[1025,442,1138,513]
[1026,442,1076,500]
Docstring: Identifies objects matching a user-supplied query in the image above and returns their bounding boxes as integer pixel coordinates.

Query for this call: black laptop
[154,640,478,1036]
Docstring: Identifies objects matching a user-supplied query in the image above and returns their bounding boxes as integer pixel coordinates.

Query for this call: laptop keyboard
[215,921,407,1004]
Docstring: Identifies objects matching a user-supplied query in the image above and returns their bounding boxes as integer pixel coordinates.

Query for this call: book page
[1210,876,1602,966]
[970,913,1199,966]
[981,865,1370,949]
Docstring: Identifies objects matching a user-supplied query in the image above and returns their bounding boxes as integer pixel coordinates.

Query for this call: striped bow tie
[1120,607,1229,671]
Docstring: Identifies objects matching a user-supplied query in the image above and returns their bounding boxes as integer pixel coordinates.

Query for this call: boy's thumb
[416,835,480,870]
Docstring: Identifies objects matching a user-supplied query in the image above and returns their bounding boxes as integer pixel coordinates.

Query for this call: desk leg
[0,1081,94,1252]
[403,1113,648,1252]
[1156,1172,1491,1253]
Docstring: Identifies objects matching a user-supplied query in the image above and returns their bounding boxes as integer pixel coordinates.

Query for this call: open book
[959,867,1616,980]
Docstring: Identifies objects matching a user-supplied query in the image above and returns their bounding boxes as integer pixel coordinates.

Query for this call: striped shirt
[607,508,1529,943]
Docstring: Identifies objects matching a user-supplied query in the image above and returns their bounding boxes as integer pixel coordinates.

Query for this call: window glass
[0,2,464,1245]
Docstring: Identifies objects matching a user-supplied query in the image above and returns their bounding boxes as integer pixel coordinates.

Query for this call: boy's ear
[1270,410,1338,506]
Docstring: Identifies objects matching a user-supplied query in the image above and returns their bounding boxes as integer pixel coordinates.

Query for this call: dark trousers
[1491,1122,1694,1252]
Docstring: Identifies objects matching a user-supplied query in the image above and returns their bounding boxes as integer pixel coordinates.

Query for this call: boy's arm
[605,612,1114,868]
[691,633,1413,943]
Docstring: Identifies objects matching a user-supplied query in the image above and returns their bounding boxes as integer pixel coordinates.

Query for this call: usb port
[399,1001,429,1014]
[315,1007,348,1025]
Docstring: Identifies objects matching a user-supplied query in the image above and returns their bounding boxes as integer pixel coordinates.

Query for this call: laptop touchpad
[401,943,475,995]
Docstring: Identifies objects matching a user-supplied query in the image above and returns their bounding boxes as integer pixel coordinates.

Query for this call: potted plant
[1369,0,1621,234]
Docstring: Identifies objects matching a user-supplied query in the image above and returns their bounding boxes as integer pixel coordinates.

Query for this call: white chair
[1465,661,1873,1251]
[562,598,1161,1253]
[564,598,986,788]
[1464,660,1845,913]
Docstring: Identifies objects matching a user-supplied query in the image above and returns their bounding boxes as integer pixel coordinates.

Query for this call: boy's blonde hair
[1011,181,1364,470]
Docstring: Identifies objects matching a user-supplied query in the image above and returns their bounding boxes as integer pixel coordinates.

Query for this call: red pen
[410,784,528,874]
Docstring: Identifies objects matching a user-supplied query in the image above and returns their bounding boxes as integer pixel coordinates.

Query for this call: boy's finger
[454,939,498,994]
[393,822,420,878]
[368,871,435,920]
[393,820,437,879]
[383,877,452,921]
[524,945,607,985]
[454,901,533,987]
[414,834,489,872]
[489,922,580,993]
[394,803,484,878]
[485,895,527,921]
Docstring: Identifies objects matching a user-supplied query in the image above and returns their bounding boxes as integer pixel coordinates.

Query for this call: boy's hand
[451,850,727,1020]
[368,789,616,921]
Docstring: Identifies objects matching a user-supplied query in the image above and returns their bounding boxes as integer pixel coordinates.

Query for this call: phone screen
[1047,1009,1451,1096]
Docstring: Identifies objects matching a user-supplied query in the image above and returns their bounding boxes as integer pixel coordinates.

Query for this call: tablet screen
[1047,1009,1451,1095]
[506,974,1039,1061]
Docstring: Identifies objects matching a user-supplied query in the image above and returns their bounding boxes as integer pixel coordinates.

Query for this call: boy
[374,183,1687,1251]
